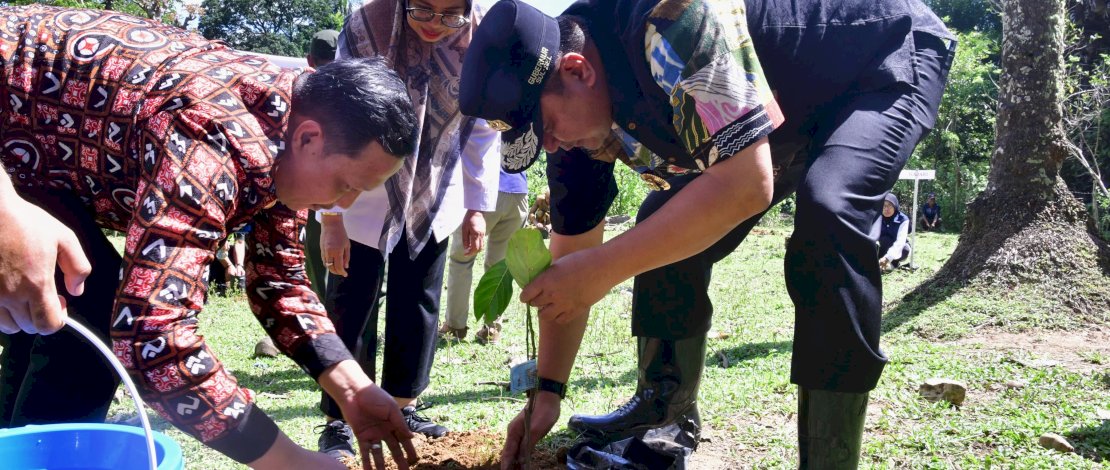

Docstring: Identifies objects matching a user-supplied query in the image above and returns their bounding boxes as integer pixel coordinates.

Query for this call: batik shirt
[0,6,349,461]
[550,0,783,234]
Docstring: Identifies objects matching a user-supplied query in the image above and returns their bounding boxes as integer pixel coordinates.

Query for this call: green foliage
[1061,24,1110,217]
[197,0,344,56]
[473,259,513,325]
[523,151,649,219]
[608,164,651,218]
[925,0,1002,37]
[505,227,551,289]
[525,152,548,206]
[473,227,551,324]
[1094,191,1110,238]
[903,30,999,230]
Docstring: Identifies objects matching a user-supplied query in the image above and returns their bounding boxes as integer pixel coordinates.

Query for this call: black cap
[460,0,560,173]
[310,30,339,62]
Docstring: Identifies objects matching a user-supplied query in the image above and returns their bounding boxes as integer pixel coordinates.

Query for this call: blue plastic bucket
[0,422,183,470]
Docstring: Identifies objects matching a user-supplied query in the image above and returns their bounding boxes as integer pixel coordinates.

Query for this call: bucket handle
[67,318,159,470]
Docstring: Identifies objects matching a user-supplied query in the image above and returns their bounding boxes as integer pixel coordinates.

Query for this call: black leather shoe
[568,336,706,446]
[797,387,869,470]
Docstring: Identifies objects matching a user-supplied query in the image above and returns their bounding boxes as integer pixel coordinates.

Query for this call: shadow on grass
[715,341,792,366]
[1067,420,1109,463]
[880,280,960,334]
[254,401,323,422]
[231,366,318,396]
[422,368,641,409]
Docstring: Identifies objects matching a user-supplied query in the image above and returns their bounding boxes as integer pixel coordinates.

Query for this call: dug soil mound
[347,429,563,469]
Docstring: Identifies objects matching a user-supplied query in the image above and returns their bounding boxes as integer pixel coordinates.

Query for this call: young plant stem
[523,305,537,469]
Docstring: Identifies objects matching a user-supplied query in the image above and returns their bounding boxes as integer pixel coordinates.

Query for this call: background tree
[197,0,344,56]
[1061,0,1110,236]
[901,29,999,227]
[916,0,1110,317]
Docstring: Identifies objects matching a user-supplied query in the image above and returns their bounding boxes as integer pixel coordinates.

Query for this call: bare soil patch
[360,429,562,469]
[956,327,1110,373]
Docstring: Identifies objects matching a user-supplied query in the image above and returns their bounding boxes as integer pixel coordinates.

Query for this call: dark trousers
[303,213,327,299]
[632,32,954,393]
[0,188,121,427]
[320,232,447,418]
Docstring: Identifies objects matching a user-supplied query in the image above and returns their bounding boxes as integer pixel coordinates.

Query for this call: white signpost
[898,169,936,268]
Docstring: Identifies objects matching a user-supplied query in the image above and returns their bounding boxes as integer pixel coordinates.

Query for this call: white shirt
[882,218,910,261]
[322,119,500,252]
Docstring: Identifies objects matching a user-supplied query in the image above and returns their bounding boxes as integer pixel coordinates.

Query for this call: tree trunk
[928,0,1110,314]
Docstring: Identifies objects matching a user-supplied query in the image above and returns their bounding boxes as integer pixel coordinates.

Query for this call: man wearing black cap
[309,29,339,68]
[460,0,954,467]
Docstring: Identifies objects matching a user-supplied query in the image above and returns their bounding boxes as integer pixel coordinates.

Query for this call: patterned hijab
[338,0,482,257]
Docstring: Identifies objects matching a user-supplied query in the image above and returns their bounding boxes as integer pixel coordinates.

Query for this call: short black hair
[557,15,586,56]
[545,16,587,93]
[291,57,417,158]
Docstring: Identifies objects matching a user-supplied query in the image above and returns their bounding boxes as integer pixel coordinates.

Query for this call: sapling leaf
[474,259,513,324]
[505,227,551,289]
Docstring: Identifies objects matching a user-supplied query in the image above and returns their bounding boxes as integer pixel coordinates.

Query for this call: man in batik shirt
[0,6,422,469]
[459,0,954,467]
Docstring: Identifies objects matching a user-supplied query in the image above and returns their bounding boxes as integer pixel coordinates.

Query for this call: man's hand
[879,257,891,272]
[0,196,91,334]
[319,214,351,277]
[321,361,418,470]
[462,209,486,257]
[500,392,561,470]
[342,384,419,470]
[520,248,614,325]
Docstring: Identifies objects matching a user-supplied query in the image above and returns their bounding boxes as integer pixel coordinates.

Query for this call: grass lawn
[69,225,1110,467]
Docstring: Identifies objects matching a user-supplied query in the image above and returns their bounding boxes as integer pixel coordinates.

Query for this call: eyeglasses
[406,7,469,29]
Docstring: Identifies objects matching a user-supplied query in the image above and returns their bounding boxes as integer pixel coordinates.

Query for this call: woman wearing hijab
[878,193,912,272]
[313,0,500,461]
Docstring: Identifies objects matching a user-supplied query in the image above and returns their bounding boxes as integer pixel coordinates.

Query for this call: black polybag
[565,420,698,470]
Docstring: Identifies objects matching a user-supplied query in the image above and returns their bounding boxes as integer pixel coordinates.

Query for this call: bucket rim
[0,422,184,470]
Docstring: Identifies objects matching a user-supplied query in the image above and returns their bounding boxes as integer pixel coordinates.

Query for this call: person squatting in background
[879,193,912,272]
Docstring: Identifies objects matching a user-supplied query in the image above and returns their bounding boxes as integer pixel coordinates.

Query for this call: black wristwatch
[529,377,567,400]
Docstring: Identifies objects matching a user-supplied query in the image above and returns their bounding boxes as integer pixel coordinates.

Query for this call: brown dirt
[923,181,1110,322]
[365,429,562,469]
[955,327,1110,373]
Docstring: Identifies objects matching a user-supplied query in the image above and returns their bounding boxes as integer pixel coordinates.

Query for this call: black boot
[568,336,706,446]
[797,387,868,470]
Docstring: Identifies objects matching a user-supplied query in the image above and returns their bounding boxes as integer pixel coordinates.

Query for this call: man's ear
[558,52,596,88]
[292,119,325,158]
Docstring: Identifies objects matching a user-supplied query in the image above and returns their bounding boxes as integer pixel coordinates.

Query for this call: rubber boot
[797,387,869,470]
[568,336,706,446]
